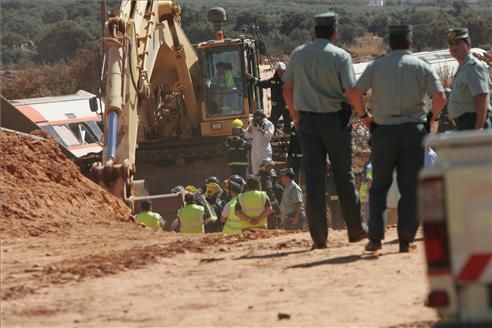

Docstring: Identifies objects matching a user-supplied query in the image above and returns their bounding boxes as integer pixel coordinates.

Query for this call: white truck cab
[419,130,492,327]
[10,90,104,158]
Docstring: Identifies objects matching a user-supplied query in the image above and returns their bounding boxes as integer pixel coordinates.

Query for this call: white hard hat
[274,61,286,71]
[260,157,274,167]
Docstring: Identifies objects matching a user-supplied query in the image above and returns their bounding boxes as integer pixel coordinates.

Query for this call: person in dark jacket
[257,157,282,229]
[270,168,284,207]
[287,125,303,182]
[225,119,251,178]
[249,62,292,134]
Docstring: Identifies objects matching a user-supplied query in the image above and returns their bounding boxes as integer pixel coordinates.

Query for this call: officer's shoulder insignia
[447,30,456,40]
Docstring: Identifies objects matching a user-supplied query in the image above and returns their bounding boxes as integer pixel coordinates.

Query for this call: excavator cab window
[203,48,244,117]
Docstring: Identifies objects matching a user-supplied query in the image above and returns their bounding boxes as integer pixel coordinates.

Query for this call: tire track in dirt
[1,230,296,301]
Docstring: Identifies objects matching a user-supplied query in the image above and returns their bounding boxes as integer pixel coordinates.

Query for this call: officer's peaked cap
[314,12,338,27]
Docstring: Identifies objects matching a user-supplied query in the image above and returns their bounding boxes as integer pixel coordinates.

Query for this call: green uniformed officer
[447,28,491,130]
[349,24,446,253]
[283,12,367,249]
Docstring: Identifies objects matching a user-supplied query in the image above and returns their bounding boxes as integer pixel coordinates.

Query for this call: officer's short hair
[389,25,413,50]
[315,25,336,40]
[389,35,411,50]
[245,175,260,191]
[141,199,152,212]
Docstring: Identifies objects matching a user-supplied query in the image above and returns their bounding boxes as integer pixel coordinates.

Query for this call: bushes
[1,0,491,99]
[0,48,100,100]
[1,0,491,69]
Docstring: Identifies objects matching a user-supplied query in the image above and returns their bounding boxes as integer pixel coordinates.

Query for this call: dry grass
[349,35,386,61]
[0,48,100,100]
[436,65,454,89]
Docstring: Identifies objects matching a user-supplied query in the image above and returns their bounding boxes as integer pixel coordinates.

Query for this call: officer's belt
[228,162,248,166]
[299,111,339,117]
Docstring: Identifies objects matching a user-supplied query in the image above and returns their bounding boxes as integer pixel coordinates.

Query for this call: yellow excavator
[89,0,267,215]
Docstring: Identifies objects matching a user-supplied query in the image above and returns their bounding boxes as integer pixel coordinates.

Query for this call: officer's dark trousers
[455,113,491,131]
[369,123,426,243]
[299,112,364,245]
[270,106,292,133]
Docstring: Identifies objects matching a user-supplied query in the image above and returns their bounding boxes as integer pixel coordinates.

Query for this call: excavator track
[136,137,227,165]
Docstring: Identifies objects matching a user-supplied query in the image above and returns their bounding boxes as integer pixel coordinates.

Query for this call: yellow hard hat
[205,182,222,197]
[185,185,197,194]
[232,119,243,129]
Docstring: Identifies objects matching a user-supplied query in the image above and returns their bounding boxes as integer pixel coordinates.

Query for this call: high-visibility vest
[219,70,236,89]
[222,197,248,234]
[237,191,268,230]
[178,204,205,233]
[360,183,369,203]
[135,211,161,231]
[359,166,372,203]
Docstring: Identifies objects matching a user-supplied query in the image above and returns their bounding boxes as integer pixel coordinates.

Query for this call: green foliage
[0,0,491,69]
[0,0,101,67]
[42,7,67,24]
[36,21,92,64]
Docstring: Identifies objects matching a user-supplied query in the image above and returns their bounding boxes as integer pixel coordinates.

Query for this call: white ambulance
[10,90,103,158]
[419,130,492,327]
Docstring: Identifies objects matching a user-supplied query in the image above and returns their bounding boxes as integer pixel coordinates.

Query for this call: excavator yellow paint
[92,0,264,214]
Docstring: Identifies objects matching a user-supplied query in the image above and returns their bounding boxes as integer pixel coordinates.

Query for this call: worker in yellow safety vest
[178,193,205,233]
[222,177,246,234]
[234,176,273,230]
[135,199,164,232]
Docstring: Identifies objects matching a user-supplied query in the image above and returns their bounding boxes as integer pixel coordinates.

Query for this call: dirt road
[1,226,437,327]
[1,131,437,327]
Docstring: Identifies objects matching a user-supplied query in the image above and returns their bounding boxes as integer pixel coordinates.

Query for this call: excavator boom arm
[92,0,199,205]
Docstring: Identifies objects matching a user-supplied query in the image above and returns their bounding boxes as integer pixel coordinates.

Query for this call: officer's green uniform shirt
[280,180,303,216]
[283,39,356,113]
[448,54,491,119]
[356,50,444,125]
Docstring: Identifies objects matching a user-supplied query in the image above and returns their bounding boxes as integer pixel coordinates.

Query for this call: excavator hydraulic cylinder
[107,111,118,159]
[107,47,123,112]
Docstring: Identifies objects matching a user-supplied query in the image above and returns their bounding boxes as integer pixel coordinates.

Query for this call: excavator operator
[212,62,236,89]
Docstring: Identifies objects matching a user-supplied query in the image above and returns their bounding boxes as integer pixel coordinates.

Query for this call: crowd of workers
[136,164,305,234]
[136,12,491,253]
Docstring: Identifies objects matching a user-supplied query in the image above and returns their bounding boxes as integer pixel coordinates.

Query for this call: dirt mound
[0,130,133,238]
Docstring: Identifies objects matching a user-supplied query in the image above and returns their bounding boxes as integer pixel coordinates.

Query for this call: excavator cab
[203,48,244,117]
[197,40,263,137]
[194,6,264,138]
